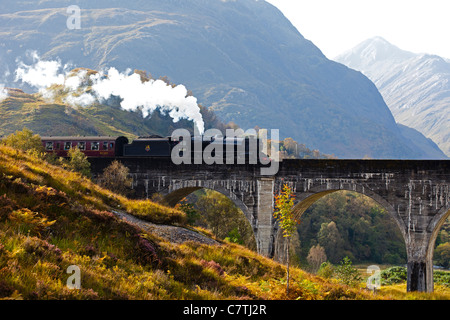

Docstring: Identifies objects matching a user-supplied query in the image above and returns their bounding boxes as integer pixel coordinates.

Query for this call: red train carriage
[41,136,129,157]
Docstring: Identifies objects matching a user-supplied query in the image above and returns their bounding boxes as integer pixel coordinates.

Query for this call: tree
[283,138,297,154]
[434,243,450,268]
[196,190,232,239]
[318,221,345,264]
[273,184,298,295]
[297,191,407,265]
[334,256,362,288]
[317,261,334,279]
[175,198,201,225]
[225,227,244,245]
[1,128,44,155]
[67,146,91,177]
[307,244,327,273]
[193,190,256,250]
[98,160,132,195]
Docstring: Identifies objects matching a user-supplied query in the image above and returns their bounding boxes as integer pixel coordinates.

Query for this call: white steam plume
[15,51,68,99]
[91,68,204,133]
[0,85,7,101]
[14,52,205,133]
[62,69,97,107]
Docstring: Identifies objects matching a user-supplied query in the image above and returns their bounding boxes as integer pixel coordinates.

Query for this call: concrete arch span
[161,184,253,225]
[159,183,259,249]
[271,185,408,267]
[291,184,407,241]
[288,183,448,293]
[424,207,450,292]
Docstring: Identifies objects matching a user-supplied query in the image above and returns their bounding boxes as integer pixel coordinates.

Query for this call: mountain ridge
[335,37,450,157]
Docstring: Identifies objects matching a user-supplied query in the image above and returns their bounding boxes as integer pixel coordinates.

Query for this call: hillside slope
[0,0,432,159]
[0,144,384,300]
[397,124,448,160]
[335,37,450,157]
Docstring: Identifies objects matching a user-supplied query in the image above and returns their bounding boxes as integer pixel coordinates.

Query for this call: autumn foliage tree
[1,128,44,155]
[307,244,327,273]
[435,243,450,268]
[273,184,299,295]
[186,190,256,250]
[98,160,132,195]
[175,198,201,225]
[67,146,91,178]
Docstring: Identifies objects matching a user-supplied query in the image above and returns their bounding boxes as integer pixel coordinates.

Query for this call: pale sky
[266,0,450,59]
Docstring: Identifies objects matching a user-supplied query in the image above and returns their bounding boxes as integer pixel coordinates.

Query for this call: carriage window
[91,142,99,151]
[56,143,60,150]
[109,143,114,150]
[64,142,72,150]
[45,142,53,151]
[78,142,86,151]
[103,142,108,150]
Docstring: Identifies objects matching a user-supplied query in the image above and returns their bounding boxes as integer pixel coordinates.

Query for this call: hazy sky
[266,0,450,59]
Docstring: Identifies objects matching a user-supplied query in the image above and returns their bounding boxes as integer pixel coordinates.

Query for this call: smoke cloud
[14,52,205,133]
[15,51,67,92]
[91,68,204,133]
[0,84,7,101]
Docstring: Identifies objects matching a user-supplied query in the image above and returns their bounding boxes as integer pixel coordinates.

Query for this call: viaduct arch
[89,157,450,293]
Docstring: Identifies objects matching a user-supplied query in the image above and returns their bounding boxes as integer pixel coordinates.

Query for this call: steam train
[40,134,267,163]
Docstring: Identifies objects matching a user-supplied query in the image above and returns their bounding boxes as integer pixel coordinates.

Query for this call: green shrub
[66,147,91,178]
[381,266,407,285]
[1,128,44,155]
[317,261,334,279]
[334,256,361,287]
[434,271,450,287]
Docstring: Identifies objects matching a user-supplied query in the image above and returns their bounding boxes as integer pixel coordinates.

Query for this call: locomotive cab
[115,136,129,157]
[122,135,173,157]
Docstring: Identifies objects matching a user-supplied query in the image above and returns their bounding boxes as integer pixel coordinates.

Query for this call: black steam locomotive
[41,134,268,164]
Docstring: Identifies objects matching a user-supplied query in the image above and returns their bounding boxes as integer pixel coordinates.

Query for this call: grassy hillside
[0,144,449,300]
[0,144,357,300]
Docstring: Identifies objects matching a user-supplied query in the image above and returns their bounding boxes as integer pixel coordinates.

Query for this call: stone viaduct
[89,158,449,293]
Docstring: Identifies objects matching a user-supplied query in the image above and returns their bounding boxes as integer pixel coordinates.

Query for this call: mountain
[0,0,441,158]
[335,37,450,157]
[397,124,448,160]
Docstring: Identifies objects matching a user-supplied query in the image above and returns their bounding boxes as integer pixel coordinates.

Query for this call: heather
[0,145,448,300]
